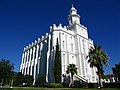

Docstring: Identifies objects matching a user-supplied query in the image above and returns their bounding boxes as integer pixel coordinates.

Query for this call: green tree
[54,38,61,83]
[86,45,109,88]
[0,59,14,85]
[66,63,77,87]
[112,63,120,82]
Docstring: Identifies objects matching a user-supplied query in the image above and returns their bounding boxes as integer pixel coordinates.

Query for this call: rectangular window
[25,52,27,63]
[31,48,33,60]
[63,65,65,72]
[62,33,64,36]
[72,56,74,62]
[72,56,74,59]
[23,53,25,63]
[71,43,73,52]
[63,41,65,50]
[63,54,66,72]
[27,51,30,62]
[82,39,85,53]
[63,54,65,64]
[34,46,37,59]
[38,44,40,58]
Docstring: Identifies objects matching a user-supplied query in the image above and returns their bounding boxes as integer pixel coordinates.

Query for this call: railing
[74,74,87,82]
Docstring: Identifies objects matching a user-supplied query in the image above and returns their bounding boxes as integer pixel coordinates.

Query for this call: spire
[70,4,77,15]
[72,3,73,7]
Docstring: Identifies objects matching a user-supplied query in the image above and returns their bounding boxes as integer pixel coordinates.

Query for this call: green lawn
[0,87,120,90]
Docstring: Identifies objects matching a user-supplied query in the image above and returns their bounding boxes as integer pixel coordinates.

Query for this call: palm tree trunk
[71,74,74,87]
[98,69,102,89]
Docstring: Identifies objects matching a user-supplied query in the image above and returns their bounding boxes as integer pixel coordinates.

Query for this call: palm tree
[0,59,14,86]
[66,63,77,87]
[86,45,109,88]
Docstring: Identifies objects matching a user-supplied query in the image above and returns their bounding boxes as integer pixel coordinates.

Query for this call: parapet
[23,32,49,52]
[89,39,93,44]
[80,24,87,30]
[50,23,67,32]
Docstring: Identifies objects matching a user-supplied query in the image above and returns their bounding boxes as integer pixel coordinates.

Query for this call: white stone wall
[20,5,98,84]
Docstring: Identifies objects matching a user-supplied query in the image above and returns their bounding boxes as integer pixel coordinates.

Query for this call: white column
[24,52,27,64]
[32,46,35,61]
[83,40,87,77]
[78,37,83,75]
[27,50,30,75]
[29,48,32,75]
[30,50,32,76]
[33,46,37,84]
[76,35,80,75]
[39,42,43,73]
[30,62,33,76]
[35,45,39,63]
[33,64,36,84]
[24,51,27,75]
[20,52,24,73]
[30,47,34,75]
[29,49,32,61]
[46,35,51,83]
[34,44,39,76]
[26,50,29,62]
[22,52,25,64]
[32,46,35,79]
[37,44,40,75]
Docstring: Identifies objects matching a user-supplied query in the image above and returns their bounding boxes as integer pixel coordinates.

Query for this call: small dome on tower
[70,5,77,15]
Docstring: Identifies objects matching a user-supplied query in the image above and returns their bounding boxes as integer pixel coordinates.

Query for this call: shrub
[35,74,46,87]
[103,82,120,88]
[22,75,34,86]
[62,83,69,87]
[48,83,63,88]
[74,80,81,88]
[88,83,98,88]
[82,82,88,88]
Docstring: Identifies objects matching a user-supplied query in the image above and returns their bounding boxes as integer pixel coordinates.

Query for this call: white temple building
[20,5,98,84]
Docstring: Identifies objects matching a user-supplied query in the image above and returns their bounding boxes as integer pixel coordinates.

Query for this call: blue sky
[0,0,120,74]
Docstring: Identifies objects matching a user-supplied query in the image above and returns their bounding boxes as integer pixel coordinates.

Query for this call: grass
[0,87,120,90]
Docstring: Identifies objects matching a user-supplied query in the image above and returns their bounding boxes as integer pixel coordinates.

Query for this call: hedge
[103,83,120,88]
[47,83,63,88]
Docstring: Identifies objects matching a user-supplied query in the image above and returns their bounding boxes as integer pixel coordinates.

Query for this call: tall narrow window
[28,49,30,62]
[23,53,25,63]
[72,56,74,61]
[71,43,73,51]
[86,68,88,74]
[72,56,74,64]
[82,39,85,53]
[63,41,65,50]
[63,54,65,64]
[62,33,64,36]
[63,65,65,72]
[25,52,27,63]
[34,46,37,59]
[63,54,65,72]
[31,48,33,60]
[38,44,40,58]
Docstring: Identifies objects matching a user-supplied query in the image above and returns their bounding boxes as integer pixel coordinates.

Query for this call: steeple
[68,5,80,25]
[70,4,77,15]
